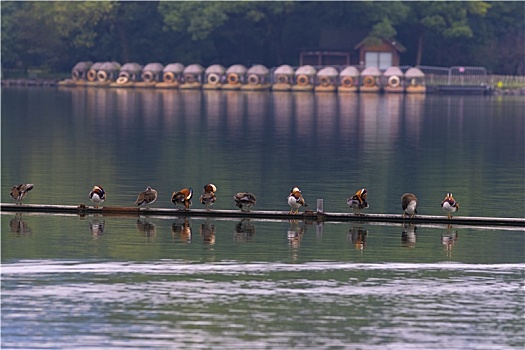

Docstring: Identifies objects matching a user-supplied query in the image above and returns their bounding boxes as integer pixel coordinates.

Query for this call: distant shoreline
[2,78,524,95]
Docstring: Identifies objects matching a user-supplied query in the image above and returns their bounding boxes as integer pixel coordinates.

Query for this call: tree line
[1,1,523,75]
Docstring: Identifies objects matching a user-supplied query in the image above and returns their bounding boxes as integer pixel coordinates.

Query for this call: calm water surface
[1,87,524,349]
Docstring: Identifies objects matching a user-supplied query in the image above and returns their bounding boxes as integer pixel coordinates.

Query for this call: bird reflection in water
[348,225,368,251]
[287,220,306,249]
[172,218,192,243]
[9,214,32,236]
[89,218,105,239]
[200,220,216,245]
[233,219,256,242]
[401,223,417,248]
[442,228,459,256]
[136,217,156,241]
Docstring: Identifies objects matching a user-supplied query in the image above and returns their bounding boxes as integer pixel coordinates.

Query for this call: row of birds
[10,183,460,218]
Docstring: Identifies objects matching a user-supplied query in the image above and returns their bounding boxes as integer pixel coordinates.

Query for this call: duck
[347,188,369,215]
[134,186,158,208]
[199,183,217,210]
[288,186,308,214]
[401,193,418,218]
[234,192,257,212]
[10,184,34,205]
[441,192,459,219]
[88,185,106,208]
[172,187,193,210]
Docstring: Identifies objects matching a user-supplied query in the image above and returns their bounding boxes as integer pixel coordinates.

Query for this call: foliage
[1,1,523,74]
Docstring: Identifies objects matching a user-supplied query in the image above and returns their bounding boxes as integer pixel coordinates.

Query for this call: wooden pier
[1,203,524,227]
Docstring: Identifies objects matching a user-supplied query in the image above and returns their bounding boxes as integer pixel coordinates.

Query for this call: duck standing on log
[10,184,34,205]
[89,185,106,208]
[347,188,369,215]
[135,186,158,208]
[172,187,193,210]
[234,192,257,212]
[288,187,308,214]
[401,193,418,218]
[200,184,217,210]
[441,193,459,219]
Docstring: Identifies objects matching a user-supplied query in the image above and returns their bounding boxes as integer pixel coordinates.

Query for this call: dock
[1,203,524,227]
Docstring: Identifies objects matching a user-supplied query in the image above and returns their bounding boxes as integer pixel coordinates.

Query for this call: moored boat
[241,64,271,91]
[179,64,204,89]
[359,66,381,93]
[157,63,185,89]
[135,63,163,88]
[222,64,247,90]
[109,62,143,88]
[315,66,338,92]
[272,64,294,91]
[338,66,359,93]
[383,66,405,93]
[202,64,226,90]
[292,65,316,92]
[405,67,426,93]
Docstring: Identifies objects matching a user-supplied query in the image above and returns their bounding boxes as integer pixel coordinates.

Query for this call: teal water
[2,88,524,216]
[1,87,524,349]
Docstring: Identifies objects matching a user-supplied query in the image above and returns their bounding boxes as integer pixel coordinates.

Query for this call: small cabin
[355,38,405,70]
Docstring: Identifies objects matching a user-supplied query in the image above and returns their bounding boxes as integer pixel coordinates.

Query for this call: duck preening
[89,185,106,208]
[401,193,418,218]
[347,188,369,215]
[10,184,34,205]
[172,187,194,210]
[234,192,257,212]
[135,186,158,208]
[200,184,217,210]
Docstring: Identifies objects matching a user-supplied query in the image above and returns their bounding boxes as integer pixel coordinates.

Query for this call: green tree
[406,1,490,66]
[1,1,115,71]
[159,1,296,65]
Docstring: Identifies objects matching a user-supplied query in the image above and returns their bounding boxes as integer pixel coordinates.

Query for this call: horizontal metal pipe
[2,203,524,227]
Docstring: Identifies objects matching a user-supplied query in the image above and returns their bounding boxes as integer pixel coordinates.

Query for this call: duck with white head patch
[288,186,308,214]
[441,192,459,219]
[89,185,106,208]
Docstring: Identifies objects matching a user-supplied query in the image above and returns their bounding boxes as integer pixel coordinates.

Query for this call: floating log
[1,203,524,227]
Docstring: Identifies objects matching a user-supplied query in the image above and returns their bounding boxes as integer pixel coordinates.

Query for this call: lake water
[1,87,524,349]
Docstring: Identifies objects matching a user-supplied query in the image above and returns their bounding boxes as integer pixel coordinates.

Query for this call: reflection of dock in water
[2,203,524,228]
